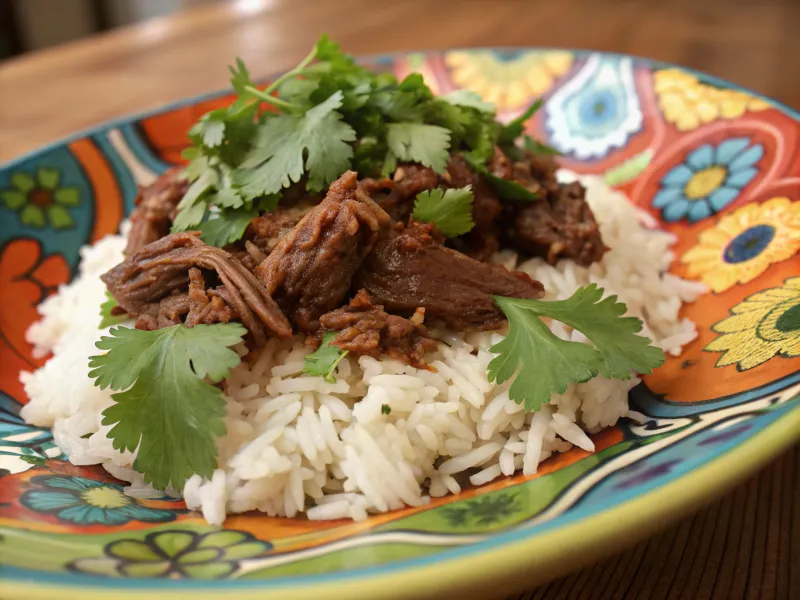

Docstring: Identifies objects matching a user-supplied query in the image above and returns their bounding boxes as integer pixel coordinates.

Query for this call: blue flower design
[20,475,177,525]
[545,55,643,159]
[652,137,763,222]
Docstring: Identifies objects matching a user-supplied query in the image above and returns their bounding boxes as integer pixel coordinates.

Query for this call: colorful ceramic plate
[1,49,799,600]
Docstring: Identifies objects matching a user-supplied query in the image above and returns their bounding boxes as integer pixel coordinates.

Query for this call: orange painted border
[67,139,124,242]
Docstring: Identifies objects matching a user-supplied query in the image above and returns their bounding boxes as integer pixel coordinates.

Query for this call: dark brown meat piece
[442,155,502,261]
[134,293,191,331]
[316,289,437,369]
[356,221,544,331]
[503,181,607,266]
[247,202,317,255]
[125,168,188,255]
[255,171,391,332]
[102,232,291,345]
[360,158,504,261]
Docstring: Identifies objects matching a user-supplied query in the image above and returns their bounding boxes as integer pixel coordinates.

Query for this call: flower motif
[445,50,573,111]
[0,239,70,402]
[652,137,763,222]
[654,68,771,131]
[681,197,800,292]
[1,167,80,229]
[705,277,800,370]
[545,55,643,160]
[69,530,273,579]
[440,490,520,528]
[20,475,176,525]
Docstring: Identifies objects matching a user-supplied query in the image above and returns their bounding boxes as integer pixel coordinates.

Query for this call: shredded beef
[102,232,291,345]
[125,168,188,255]
[255,171,391,332]
[355,221,544,330]
[503,181,607,266]
[317,289,437,369]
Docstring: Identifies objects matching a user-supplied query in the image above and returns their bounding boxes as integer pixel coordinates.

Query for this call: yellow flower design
[445,50,573,111]
[682,198,800,292]
[654,68,771,131]
[706,278,800,370]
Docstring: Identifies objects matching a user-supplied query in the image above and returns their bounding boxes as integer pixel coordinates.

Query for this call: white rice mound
[20,172,705,524]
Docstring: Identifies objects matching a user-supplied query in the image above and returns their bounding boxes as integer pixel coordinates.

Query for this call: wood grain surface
[2,0,800,162]
[0,1,798,597]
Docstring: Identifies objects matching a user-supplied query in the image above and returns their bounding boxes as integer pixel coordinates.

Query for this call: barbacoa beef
[102,232,291,345]
[255,171,391,332]
[316,289,437,369]
[358,157,503,261]
[356,221,544,330]
[503,181,607,266]
[125,168,188,255]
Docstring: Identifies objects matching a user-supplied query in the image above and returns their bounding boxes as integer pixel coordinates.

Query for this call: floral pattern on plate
[681,197,800,292]
[651,137,764,223]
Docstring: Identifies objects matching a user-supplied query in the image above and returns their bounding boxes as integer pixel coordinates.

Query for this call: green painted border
[2,406,797,600]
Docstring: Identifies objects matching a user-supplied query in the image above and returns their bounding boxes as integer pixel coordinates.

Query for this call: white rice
[20,172,705,523]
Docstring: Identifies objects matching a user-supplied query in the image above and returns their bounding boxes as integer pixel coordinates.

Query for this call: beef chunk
[442,155,503,261]
[134,293,192,331]
[247,202,316,255]
[356,221,544,330]
[102,232,291,345]
[125,168,188,255]
[359,164,439,223]
[504,181,607,266]
[255,171,391,332]
[317,289,437,369]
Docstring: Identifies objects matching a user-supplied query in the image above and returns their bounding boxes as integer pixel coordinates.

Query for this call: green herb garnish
[489,285,665,412]
[381,404,392,415]
[303,331,348,383]
[99,291,127,329]
[88,324,247,490]
[412,186,474,237]
[173,35,547,247]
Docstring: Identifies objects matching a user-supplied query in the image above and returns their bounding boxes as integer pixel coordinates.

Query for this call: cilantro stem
[263,45,319,95]
[243,85,297,111]
[243,45,320,114]
[324,349,349,383]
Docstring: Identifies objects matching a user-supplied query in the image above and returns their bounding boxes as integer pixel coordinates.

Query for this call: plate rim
[2,408,798,600]
[1,46,799,598]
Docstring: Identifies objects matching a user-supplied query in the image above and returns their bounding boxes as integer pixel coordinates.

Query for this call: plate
[1,49,799,600]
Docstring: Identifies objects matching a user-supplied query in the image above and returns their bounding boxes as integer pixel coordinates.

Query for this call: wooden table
[1,1,798,597]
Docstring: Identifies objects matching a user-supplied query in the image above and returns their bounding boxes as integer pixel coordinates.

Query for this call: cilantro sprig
[174,35,552,247]
[303,331,348,382]
[412,186,474,237]
[99,291,127,329]
[88,324,247,490]
[489,285,665,412]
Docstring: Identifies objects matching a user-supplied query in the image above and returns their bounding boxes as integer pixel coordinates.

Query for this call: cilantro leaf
[99,291,127,329]
[523,284,666,379]
[190,112,227,148]
[482,172,538,202]
[488,286,665,412]
[197,207,257,247]
[488,299,601,412]
[412,186,475,238]
[524,135,562,156]
[463,154,538,202]
[386,123,451,173]
[88,324,246,490]
[381,404,392,415]
[441,90,495,113]
[499,98,543,144]
[303,331,348,383]
[238,91,356,197]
